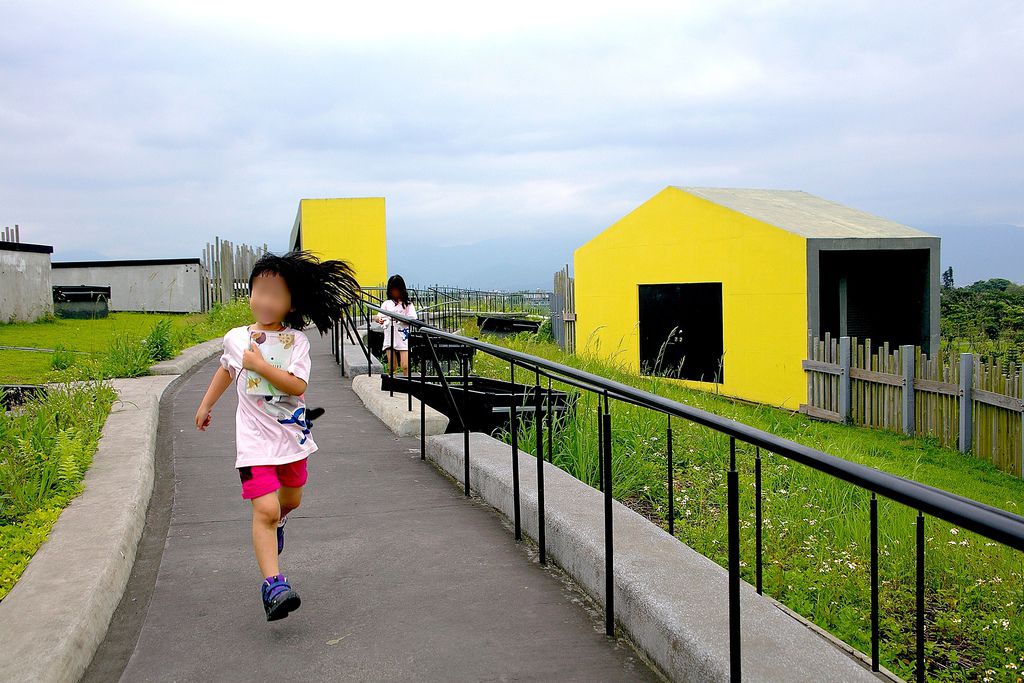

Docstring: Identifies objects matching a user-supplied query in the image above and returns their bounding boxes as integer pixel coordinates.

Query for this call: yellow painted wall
[296,198,387,288]
[573,187,809,409]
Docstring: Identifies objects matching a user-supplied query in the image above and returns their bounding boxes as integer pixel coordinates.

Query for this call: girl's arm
[242,342,308,396]
[195,366,233,430]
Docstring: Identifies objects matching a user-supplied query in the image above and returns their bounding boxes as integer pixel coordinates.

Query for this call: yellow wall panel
[574,187,808,409]
[297,198,387,288]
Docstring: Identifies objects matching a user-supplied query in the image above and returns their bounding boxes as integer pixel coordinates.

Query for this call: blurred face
[389,286,401,301]
[249,272,293,326]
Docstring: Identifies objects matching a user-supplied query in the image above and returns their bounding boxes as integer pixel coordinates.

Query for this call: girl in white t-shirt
[376,274,417,375]
[194,251,358,622]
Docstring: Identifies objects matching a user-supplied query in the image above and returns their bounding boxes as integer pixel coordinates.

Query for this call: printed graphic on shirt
[245,331,296,396]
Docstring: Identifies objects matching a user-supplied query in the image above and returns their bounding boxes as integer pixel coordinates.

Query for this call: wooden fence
[200,238,268,311]
[551,265,576,353]
[802,333,1024,477]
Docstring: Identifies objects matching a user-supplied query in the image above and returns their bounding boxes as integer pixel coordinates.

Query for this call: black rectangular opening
[818,249,930,353]
[639,283,724,382]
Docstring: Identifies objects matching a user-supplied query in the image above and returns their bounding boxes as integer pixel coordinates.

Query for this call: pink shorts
[238,459,308,500]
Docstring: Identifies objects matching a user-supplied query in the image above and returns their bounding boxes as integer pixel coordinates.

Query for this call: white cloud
[0,0,1021,283]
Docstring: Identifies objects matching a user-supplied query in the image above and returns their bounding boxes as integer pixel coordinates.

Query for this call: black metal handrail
[362,298,1024,682]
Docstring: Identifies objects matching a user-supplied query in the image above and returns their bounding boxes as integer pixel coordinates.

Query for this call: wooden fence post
[839,336,852,423]
[958,353,974,454]
[901,345,915,436]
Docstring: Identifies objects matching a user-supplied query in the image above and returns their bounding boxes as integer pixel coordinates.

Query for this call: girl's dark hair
[386,274,410,306]
[249,250,360,334]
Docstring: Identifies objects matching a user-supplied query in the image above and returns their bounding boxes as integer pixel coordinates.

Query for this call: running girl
[194,251,358,621]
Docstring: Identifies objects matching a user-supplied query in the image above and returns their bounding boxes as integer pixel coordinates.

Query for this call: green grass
[0,381,116,600]
[0,299,254,600]
[473,333,1024,682]
[0,300,253,383]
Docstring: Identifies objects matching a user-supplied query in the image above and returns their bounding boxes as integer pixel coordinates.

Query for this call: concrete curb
[149,338,223,375]
[426,432,881,683]
[351,374,449,437]
[341,342,383,378]
[0,341,222,683]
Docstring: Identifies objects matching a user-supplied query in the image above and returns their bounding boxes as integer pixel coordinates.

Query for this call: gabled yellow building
[289,197,387,288]
[573,187,940,409]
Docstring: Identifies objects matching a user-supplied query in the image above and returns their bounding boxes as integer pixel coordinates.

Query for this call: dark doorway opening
[818,249,931,353]
[639,283,724,382]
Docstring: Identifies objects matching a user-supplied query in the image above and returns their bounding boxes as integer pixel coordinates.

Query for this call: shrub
[143,319,174,362]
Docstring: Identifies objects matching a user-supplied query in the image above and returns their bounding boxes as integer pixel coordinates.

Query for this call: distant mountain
[389,233,584,291]
[924,224,1024,286]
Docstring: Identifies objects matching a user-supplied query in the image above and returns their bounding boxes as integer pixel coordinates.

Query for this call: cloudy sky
[1,1,1021,288]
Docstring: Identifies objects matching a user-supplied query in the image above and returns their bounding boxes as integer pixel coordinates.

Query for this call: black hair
[386,274,410,306]
[248,250,360,334]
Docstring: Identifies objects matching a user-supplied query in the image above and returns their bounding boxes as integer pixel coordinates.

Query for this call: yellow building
[288,198,387,288]
[573,187,940,409]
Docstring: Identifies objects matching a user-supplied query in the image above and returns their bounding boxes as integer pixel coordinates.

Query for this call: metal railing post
[602,395,614,636]
[510,360,522,540]
[916,511,926,683]
[463,354,470,497]
[365,303,372,377]
[667,416,674,536]
[535,371,546,564]
[755,447,762,595]
[727,437,741,682]
[870,493,879,672]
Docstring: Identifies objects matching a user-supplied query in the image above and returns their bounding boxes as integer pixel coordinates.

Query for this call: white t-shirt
[379,300,417,351]
[219,325,318,468]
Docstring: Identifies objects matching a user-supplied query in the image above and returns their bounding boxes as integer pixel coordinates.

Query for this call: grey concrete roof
[677,187,935,239]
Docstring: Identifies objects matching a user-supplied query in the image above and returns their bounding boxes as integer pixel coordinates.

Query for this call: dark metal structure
[52,285,111,319]
[476,315,542,336]
[380,373,572,435]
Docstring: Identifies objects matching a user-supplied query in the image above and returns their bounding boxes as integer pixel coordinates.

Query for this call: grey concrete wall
[52,263,202,313]
[806,236,942,352]
[0,247,53,322]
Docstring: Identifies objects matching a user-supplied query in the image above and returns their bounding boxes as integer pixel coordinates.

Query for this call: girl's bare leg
[278,485,303,519]
[251,493,281,578]
[399,350,409,375]
[386,349,398,374]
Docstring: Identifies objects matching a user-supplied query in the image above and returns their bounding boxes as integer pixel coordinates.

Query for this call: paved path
[85,333,656,682]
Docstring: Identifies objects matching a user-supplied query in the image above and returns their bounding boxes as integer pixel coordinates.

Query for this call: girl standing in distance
[376,274,417,375]
[194,251,359,621]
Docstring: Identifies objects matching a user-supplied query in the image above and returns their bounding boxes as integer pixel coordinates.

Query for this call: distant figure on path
[376,274,418,376]
[193,251,358,621]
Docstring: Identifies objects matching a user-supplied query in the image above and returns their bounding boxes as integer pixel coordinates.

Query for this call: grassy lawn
[473,333,1024,682]
[0,301,252,384]
[0,299,254,601]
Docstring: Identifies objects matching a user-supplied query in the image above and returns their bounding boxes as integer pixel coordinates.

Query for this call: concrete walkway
[85,333,656,682]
